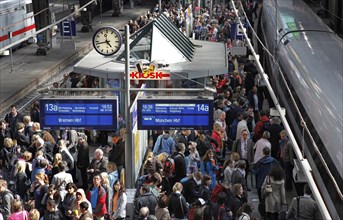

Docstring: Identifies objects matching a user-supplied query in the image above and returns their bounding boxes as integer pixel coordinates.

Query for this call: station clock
[92,26,122,56]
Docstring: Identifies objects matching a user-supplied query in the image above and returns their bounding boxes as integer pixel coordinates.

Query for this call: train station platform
[0,4,153,115]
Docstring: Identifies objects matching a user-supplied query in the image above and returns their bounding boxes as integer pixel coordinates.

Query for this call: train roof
[271,0,343,178]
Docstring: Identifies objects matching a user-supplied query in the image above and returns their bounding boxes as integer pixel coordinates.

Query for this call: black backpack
[196,137,212,157]
[262,120,271,133]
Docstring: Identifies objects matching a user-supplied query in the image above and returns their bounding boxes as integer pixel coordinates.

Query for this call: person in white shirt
[236,113,250,140]
[51,161,74,200]
[253,131,271,163]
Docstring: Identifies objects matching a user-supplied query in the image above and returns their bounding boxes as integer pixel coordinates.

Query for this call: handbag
[179,196,185,217]
[24,175,32,187]
[264,176,273,193]
[279,204,288,220]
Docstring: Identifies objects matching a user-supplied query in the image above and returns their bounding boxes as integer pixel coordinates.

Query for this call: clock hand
[97,41,107,45]
[105,40,112,47]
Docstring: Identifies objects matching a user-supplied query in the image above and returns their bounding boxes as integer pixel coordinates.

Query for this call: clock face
[92,27,122,56]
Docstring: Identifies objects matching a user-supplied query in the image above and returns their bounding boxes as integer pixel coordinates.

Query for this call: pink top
[8,211,29,220]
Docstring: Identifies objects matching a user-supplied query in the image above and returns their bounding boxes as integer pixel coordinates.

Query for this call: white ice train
[0,0,36,51]
[258,0,343,219]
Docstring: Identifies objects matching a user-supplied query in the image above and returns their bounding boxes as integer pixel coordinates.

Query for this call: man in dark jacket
[109,128,125,174]
[4,105,23,139]
[77,134,90,191]
[174,130,192,156]
[169,143,187,190]
[231,160,248,203]
[0,180,13,220]
[43,200,61,220]
[252,147,280,201]
[133,184,158,219]
[183,172,202,204]
[87,148,108,181]
[14,122,30,149]
[0,120,9,151]
[266,117,284,158]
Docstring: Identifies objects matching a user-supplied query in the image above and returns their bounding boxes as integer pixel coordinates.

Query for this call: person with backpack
[252,147,280,218]
[0,137,17,181]
[133,184,158,219]
[286,184,323,220]
[195,130,217,158]
[212,192,232,220]
[0,179,14,219]
[153,131,175,156]
[168,143,187,192]
[253,110,270,142]
[142,151,163,176]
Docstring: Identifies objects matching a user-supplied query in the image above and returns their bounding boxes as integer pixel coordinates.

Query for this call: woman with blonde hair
[21,150,33,180]
[8,199,29,219]
[51,153,63,177]
[29,209,40,220]
[14,160,31,201]
[100,172,113,217]
[0,137,16,180]
[32,122,42,137]
[29,172,49,216]
[157,152,169,165]
[168,182,189,220]
[211,122,223,155]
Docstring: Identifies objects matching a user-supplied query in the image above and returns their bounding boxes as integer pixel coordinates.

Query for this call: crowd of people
[0,1,323,220]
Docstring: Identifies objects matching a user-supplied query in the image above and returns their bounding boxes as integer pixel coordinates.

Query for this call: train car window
[26,3,33,13]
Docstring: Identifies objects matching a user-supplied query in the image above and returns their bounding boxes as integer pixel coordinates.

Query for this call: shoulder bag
[179,195,185,218]
[264,176,273,193]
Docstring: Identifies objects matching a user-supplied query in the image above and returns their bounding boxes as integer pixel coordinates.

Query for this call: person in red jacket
[253,110,270,142]
[211,122,223,157]
[86,174,107,219]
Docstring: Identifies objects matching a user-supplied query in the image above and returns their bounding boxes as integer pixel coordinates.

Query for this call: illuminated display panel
[40,98,118,130]
[137,97,213,130]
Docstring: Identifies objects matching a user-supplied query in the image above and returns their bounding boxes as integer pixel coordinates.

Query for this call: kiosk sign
[137,97,213,130]
[39,97,118,130]
[130,71,170,80]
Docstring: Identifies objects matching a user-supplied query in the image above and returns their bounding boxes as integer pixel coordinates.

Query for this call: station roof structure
[73,13,227,79]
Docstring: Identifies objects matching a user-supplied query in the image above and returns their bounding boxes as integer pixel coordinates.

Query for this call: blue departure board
[39,98,118,130]
[137,97,214,130]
